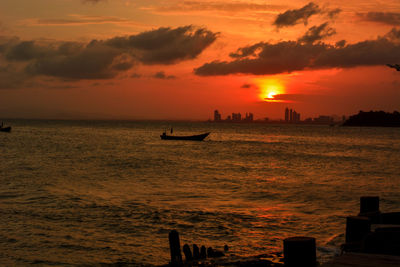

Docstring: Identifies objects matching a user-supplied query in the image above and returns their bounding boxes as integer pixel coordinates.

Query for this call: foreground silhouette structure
[164,196,400,267]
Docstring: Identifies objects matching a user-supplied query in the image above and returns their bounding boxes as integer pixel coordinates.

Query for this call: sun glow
[256,78,285,102]
[267,91,277,99]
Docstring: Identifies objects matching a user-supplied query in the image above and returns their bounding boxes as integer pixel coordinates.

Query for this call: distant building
[293,112,300,122]
[211,110,257,122]
[285,107,301,123]
[232,112,242,122]
[244,112,254,122]
[313,115,334,124]
[285,108,289,122]
[214,110,222,122]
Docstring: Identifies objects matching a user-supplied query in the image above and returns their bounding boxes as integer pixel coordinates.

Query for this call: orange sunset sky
[0,0,400,120]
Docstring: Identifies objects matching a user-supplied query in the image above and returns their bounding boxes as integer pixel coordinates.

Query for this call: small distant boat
[160,132,210,141]
[0,126,11,132]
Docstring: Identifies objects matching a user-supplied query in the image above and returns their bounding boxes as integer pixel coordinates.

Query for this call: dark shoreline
[342,111,400,127]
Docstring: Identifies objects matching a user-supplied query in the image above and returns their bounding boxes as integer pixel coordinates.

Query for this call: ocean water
[0,120,399,266]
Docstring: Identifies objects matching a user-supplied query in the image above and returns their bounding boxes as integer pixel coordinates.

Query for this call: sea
[1,120,399,266]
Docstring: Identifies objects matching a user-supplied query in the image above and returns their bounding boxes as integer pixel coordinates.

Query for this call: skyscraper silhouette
[285,108,289,122]
[214,110,221,122]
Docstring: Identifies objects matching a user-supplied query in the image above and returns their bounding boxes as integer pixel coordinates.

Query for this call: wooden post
[283,236,316,267]
[192,244,200,260]
[360,196,379,214]
[346,216,371,243]
[200,245,207,259]
[207,247,214,258]
[183,244,192,262]
[168,230,182,266]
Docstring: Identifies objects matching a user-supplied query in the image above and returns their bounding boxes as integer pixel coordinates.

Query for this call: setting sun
[256,78,285,102]
[267,91,277,99]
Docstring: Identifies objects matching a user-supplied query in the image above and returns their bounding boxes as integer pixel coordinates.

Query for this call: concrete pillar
[346,216,371,243]
[380,212,400,224]
[360,196,379,214]
[359,196,380,223]
[283,236,316,267]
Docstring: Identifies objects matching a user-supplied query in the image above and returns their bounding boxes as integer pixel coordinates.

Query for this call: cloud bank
[105,26,218,65]
[194,28,400,76]
[273,2,341,28]
[298,23,336,44]
[273,2,321,28]
[153,71,176,79]
[0,26,217,87]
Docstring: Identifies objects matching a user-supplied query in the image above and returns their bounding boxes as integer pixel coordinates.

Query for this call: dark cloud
[269,94,317,102]
[153,71,176,79]
[298,23,336,44]
[273,2,321,28]
[5,41,55,61]
[106,26,218,65]
[194,28,400,76]
[195,41,327,76]
[229,42,265,59]
[335,40,346,48]
[240,83,254,89]
[326,8,341,19]
[273,3,341,28]
[82,0,105,4]
[386,28,400,41]
[45,84,79,90]
[358,12,400,26]
[267,93,334,104]
[25,43,120,79]
[0,25,217,83]
[130,73,142,78]
[110,54,135,71]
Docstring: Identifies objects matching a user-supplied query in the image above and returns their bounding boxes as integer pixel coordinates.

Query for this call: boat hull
[0,126,11,132]
[160,132,210,141]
